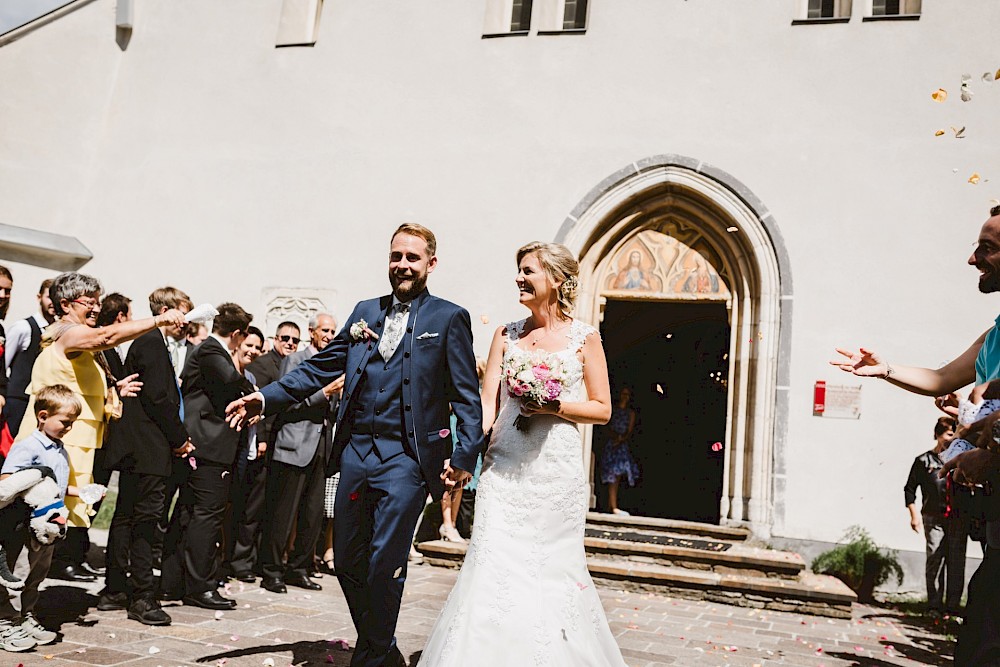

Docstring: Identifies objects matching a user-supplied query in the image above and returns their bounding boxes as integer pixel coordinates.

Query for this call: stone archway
[556,155,791,538]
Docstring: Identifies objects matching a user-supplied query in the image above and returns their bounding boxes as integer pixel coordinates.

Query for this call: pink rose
[544,379,562,401]
[532,364,551,381]
[511,383,527,397]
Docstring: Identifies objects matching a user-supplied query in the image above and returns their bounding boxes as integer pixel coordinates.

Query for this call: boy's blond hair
[35,384,83,417]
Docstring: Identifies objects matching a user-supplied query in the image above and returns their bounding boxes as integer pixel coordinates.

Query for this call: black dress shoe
[49,563,97,583]
[261,577,287,594]
[285,574,322,591]
[128,597,172,626]
[97,591,129,611]
[80,562,106,576]
[182,591,237,610]
[233,571,256,583]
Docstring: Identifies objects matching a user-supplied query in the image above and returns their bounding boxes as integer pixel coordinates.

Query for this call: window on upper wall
[871,0,921,16]
[562,0,588,30]
[806,0,851,19]
[510,0,533,31]
[483,0,589,37]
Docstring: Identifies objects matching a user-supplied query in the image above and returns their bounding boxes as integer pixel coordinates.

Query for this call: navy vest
[8,317,41,401]
[349,344,410,461]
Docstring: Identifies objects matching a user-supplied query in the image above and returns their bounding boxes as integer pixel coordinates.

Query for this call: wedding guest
[187,322,208,346]
[601,386,640,516]
[0,385,81,652]
[456,357,487,539]
[22,274,182,584]
[223,326,266,583]
[160,303,253,610]
[3,278,56,439]
[100,288,193,625]
[259,313,341,594]
[439,407,465,543]
[230,321,301,582]
[905,416,959,613]
[0,266,14,411]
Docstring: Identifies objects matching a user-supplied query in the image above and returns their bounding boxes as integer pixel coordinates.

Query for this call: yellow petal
[935,129,945,136]
[932,88,948,102]
[969,172,982,185]
[996,68,1000,80]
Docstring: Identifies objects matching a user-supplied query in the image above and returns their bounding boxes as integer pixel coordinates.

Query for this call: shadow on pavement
[198,640,354,666]
[35,585,99,631]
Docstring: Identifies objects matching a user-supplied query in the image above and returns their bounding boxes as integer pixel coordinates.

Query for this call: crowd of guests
[0,269,406,652]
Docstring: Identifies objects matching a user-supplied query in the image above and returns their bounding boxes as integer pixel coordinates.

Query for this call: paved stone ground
[4,563,956,667]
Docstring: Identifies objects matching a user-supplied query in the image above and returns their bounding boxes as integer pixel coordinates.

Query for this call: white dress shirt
[4,313,48,371]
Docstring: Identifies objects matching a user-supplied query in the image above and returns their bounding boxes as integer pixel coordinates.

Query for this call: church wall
[1,0,998,558]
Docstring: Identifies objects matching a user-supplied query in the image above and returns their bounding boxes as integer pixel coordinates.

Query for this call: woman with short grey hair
[12,272,186,532]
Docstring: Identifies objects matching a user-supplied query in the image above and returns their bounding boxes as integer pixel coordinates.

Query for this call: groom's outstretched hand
[225,391,265,431]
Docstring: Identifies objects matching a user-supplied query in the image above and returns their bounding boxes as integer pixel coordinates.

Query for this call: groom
[227,223,484,667]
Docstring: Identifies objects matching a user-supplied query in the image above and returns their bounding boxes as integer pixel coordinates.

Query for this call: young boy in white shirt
[0,384,81,652]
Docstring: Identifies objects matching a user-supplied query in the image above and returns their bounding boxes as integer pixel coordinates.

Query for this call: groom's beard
[389,271,428,302]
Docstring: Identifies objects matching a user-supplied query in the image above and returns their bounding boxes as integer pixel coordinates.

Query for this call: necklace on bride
[527,319,571,347]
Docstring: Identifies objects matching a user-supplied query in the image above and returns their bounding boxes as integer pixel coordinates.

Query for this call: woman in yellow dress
[13,273,186,528]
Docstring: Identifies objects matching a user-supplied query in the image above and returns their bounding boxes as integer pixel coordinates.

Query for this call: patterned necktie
[378,302,409,361]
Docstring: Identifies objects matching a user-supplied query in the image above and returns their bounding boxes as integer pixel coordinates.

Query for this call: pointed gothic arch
[556,155,792,537]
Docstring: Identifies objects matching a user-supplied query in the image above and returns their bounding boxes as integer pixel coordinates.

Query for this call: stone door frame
[555,155,792,538]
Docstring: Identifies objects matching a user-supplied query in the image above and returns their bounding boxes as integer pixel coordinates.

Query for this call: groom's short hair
[392,223,436,257]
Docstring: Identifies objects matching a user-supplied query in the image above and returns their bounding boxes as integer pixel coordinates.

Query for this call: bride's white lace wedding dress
[418,319,627,666]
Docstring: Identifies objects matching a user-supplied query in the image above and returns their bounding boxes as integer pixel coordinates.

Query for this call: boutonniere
[349,319,379,343]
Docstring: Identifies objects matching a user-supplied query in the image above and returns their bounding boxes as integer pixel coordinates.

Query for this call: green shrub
[811,525,904,601]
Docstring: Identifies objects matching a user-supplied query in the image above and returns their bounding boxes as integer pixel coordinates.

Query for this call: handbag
[104,385,123,421]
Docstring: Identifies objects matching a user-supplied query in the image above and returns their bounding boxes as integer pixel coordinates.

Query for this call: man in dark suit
[259,314,340,594]
[228,224,484,667]
[162,303,253,611]
[99,288,194,625]
[225,320,301,581]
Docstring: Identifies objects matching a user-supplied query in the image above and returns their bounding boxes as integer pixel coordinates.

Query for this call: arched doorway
[556,155,791,537]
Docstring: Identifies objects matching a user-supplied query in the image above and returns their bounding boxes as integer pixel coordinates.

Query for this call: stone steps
[416,516,857,617]
[584,531,805,580]
[585,512,751,541]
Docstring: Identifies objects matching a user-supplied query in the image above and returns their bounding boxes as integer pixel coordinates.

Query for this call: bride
[419,242,627,666]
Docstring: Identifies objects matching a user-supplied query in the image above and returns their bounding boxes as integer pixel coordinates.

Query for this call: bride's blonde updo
[516,242,580,317]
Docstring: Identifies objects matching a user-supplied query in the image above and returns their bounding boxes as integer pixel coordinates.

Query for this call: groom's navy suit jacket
[259,289,484,500]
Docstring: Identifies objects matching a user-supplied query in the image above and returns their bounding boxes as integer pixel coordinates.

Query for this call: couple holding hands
[227,223,626,666]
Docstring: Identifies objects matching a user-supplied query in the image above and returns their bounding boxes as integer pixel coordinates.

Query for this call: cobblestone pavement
[8,564,954,667]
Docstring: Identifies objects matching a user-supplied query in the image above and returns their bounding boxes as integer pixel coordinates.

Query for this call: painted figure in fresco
[614,250,652,290]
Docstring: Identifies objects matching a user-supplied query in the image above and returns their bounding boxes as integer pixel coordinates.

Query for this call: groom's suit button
[356,369,361,374]
[405,405,411,411]
[379,388,385,393]
[407,327,412,333]
[376,410,381,416]
[403,378,410,385]
[404,352,410,358]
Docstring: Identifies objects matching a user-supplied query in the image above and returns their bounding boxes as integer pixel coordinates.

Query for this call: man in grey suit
[259,313,343,594]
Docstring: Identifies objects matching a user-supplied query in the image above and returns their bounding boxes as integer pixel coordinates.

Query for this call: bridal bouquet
[503,354,566,430]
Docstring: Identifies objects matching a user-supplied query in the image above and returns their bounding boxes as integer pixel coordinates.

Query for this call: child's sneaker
[0,619,36,652]
[19,613,56,645]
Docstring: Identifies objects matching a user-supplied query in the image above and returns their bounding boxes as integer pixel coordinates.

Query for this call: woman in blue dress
[600,387,640,515]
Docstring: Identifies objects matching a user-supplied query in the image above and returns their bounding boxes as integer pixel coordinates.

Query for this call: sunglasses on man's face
[277,335,301,345]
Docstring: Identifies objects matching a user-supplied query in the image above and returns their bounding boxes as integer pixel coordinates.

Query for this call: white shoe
[0,619,36,652]
[612,508,631,516]
[20,613,56,645]
[408,546,423,563]
[439,525,467,544]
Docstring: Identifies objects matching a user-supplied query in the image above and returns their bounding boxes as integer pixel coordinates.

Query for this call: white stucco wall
[2,0,998,556]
